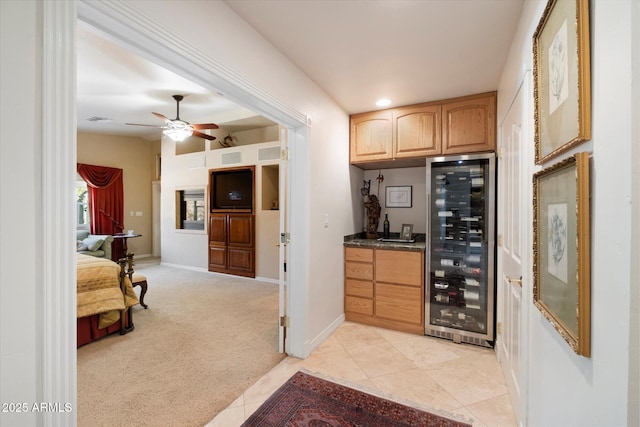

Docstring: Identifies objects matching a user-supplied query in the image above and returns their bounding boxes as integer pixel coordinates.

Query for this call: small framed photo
[400,224,413,241]
[385,186,412,208]
[533,152,590,356]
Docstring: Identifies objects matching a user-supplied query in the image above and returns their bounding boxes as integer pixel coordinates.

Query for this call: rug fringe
[297,367,475,425]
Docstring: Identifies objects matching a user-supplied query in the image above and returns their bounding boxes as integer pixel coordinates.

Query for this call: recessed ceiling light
[376,98,391,107]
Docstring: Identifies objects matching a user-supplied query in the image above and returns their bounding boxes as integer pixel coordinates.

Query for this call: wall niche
[262,164,279,211]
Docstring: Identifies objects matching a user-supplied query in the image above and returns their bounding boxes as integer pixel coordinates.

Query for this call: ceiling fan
[126,94,218,142]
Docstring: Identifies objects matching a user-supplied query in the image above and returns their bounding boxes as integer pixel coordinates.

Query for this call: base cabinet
[209,213,255,277]
[344,246,424,334]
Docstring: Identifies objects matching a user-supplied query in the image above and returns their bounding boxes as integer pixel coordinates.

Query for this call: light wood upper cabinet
[394,104,441,158]
[442,92,496,155]
[350,110,393,163]
[349,91,496,168]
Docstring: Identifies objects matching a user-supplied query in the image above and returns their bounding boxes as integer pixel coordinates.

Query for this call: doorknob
[506,275,523,285]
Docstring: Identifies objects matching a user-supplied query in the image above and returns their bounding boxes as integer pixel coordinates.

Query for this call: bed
[76,253,139,347]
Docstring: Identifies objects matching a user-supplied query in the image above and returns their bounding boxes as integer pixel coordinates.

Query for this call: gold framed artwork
[533,152,590,357]
[533,0,591,164]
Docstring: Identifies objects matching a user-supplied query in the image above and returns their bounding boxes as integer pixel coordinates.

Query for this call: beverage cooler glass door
[425,153,495,346]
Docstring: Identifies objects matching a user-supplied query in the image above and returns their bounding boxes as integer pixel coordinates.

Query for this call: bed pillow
[77,240,88,251]
[82,235,105,252]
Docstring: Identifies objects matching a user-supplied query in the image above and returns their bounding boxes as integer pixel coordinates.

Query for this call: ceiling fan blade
[125,123,164,128]
[192,123,219,130]
[152,112,172,123]
[192,130,216,141]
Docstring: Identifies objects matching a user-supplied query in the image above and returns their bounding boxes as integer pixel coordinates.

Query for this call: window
[176,189,205,230]
[77,179,89,228]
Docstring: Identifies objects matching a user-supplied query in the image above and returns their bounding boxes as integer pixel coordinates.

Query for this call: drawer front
[345,296,374,316]
[375,283,422,324]
[375,249,423,286]
[345,261,373,281]
[345,247,374,263]
[345,279,374,298]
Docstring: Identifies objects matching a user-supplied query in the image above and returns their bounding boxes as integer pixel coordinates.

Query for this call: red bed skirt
[77,311,131,348]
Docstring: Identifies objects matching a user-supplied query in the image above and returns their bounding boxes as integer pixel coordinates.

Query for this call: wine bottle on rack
[383,212,390,238]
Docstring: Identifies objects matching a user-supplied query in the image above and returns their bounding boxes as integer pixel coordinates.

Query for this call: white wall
[498,0,637,425]
[0,2,40,426]
[363,167,427,234]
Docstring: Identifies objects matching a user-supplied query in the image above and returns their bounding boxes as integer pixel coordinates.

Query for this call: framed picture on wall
[385,186,412,208]
[533,0,591,164]
[533,152,591,357]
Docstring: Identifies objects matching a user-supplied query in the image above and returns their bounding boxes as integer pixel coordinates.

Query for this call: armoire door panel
[209,214,227,244]
[228,247,254,272]
[228,214,253,247]
[208,245,227,269]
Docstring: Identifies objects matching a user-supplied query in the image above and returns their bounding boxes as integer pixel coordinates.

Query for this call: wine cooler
[425,153,496,347]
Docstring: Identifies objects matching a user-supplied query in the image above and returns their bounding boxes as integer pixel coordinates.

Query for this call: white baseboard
[255,276,278,284]
[133,253,153,259]
[158,262,279,285]
[303,314,345,358]
[160,262,209,273]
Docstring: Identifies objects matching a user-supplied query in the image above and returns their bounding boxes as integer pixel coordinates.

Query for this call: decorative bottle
[383,212,390,238]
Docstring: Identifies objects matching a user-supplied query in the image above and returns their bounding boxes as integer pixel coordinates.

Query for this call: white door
[497,77,526,422]
[278,127,290,353]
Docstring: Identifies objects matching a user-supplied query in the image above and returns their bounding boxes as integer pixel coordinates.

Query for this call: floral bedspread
[76,253,138,329]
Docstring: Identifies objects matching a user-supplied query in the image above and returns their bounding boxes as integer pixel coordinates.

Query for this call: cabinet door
[442,92,496,154]
[345,279,374,298]
[209,214,227,245]
[375,283,423,325]
[345,296,374,316]
[345,247,374,263]
[208,244,227,270]
[350,110,393,163]
[375,249,423,287]
[394,104,441,158]
[345,261,374,281]
[228,214,253,247]
[227,247,254,274]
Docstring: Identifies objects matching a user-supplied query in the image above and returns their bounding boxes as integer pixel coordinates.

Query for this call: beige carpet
[77,260,285,427]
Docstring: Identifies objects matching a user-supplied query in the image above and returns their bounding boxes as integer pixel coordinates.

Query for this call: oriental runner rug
[241,371,472,427]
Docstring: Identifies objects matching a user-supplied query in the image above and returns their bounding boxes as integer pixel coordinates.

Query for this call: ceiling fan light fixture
[164,128,193,142]
[163,120,194,142]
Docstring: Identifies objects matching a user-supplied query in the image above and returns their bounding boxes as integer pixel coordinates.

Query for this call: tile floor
[207,321,517,426]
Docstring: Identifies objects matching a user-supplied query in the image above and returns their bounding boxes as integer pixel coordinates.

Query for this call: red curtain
[77,163,124,248]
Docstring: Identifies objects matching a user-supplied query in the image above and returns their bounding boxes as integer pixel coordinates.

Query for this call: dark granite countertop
[343,232,426,252]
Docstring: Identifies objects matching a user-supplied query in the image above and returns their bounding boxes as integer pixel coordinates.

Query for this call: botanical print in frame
[533,0,591,164]
[533,152,590,356]
[547,202,568,283]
